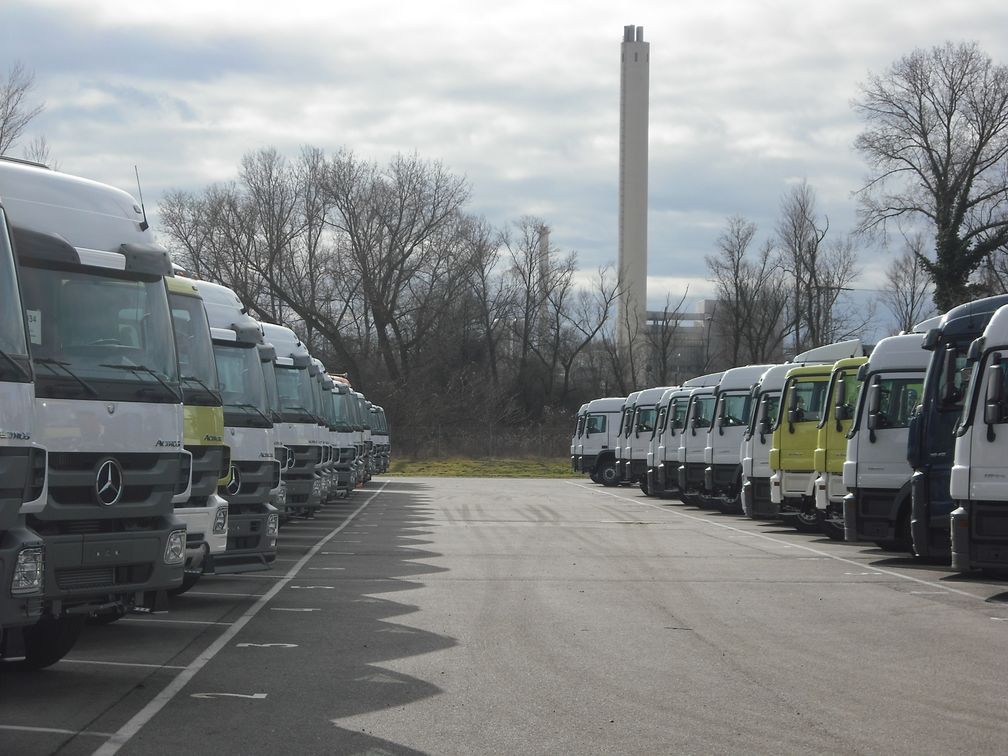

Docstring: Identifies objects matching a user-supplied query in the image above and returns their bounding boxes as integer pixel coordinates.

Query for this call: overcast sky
[5,0,1008,332]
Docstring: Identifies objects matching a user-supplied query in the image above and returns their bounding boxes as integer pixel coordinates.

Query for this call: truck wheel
[589,471,601,484]
[87,606,126,626]
[169,570,203,597]
[792,508,821,533]
[599,461,620,487]
[721,491,744,516]
[21,615,85,669]
[639,477,650,496]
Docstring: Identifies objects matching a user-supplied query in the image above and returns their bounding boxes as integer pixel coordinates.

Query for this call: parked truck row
[0,157,391,668]
[571,299,1008,577]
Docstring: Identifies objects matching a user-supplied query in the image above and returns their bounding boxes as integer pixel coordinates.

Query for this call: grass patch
[386,457,580,478]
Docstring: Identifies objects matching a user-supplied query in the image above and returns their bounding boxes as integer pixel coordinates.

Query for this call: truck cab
[645,387,676,497]
[370,405,390,474]
[0,190,47,662]
[260,323,325,518]
[677,373,724,506]
[653,385,695,498]
[741,364,789,519]
[705,365,771,513]
[812,356,868,539]
[2,159,188,665]
[571,403,589,472]
[198,282,279,573]
[843,332,929,550]
[309,360,336,503]
[950,304,1008,572]
[627,386,671,491]
[578,397,625,485]
[615,391,642,482]
[769,341,863,532]
[165,277,231,592]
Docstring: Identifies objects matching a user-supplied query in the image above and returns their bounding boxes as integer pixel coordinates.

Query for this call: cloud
[5,0,1008,343]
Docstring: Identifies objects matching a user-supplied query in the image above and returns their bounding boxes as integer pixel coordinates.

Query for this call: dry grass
[385,457,580,478]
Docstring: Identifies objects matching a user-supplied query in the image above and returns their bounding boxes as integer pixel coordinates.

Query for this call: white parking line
[121,618,234,627]
[94,480,388,756]
[0,724,114,738]
[568,482,983,601]
[184,592,260,598]
[60,659,188,670]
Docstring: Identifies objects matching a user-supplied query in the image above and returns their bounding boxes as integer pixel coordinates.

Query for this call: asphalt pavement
[2,477,1008,755]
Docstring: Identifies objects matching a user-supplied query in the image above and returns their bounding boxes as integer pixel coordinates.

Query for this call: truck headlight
[271,483,287,508]
[311,478,321,497]
[11,546,44,595]
[267,513,279,536]
[213,505,228,535]
[164,529,186,565]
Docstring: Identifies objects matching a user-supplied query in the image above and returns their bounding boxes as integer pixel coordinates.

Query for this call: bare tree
[645,290,688,385]
[853,42,1008,311]
[0,61,44,156]
[776,182,864,351]
[880,233,937,332]
[22,134,57,169]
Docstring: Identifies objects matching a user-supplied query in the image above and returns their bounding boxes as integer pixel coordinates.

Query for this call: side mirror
[856,363,869,382]
[759,417,770,436]
[967,337,984,363]
[787,409,797,424]
[866,382,881,432]
[834,403,851,421]
[984,352,1003,425]
[941,351,958,404]
[922,328,941,351]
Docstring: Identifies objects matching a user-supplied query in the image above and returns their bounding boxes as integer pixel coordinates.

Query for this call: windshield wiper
[33,357,99,397]
[98,363,181,401]
[229,402,272,425]
[180,374,222,401]
[284,405,320,422]
[0,346,32,382]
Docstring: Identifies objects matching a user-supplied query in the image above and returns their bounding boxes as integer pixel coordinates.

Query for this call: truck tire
[639,477,650,496]
[599,461,620,487]
[21,615,85,669]
[589,471,602,484]
[820,512,845,541]
[792,507,821,534]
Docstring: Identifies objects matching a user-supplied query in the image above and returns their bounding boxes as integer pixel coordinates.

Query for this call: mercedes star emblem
[95,458,124,506]
[226,464,242,496]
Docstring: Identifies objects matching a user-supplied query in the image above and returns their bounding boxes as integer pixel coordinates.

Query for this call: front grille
[55,563,153,590]
[228,535,262,550]
[46,451,182,510]
[185,445,227,498]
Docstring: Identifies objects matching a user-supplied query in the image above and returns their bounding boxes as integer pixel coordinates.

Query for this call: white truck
[841,332,929,550]
[677,373,724,506]
[616,391,642,483]
[704,365,772,513]
[570,403,589,472]
[741,364,789,519]
[626,386,672,492]
[198,281,280,573]
[577,397,626,485]
[645,387,676,497]
[650,382,702,498]
[260,323,325,518]
[951,304,1008,572]
[370,405,390,474]
[0,190,47,661]
[2,158,188,665]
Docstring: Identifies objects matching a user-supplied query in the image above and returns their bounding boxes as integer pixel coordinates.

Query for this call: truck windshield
[169,292,220,406]
[636,406,657,435]
[331,392,353,432]
[874,376,925,430]
[0,208,31,383]
[214,342,270,428]
[275,365,316,424]
[691,396,716,429]
[720,393,751,428]
[20,263,178,402]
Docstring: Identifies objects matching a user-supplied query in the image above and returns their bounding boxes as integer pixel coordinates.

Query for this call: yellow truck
[812,356,867,540]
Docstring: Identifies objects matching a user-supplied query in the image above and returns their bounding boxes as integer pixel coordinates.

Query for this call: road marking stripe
[60,659,188,670]
[567,482,983,601]
[120,618,233,626]
[184,592,260,598]
[93,481,388,756]
[0,724,114,738]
